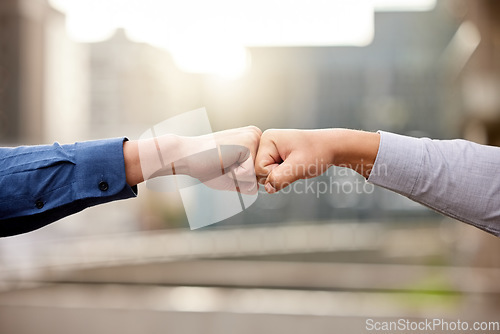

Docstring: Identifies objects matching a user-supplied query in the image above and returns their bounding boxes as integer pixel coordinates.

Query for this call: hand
[255,129,336,193]
[129,126,262,194]
[174,126,262,194]
[255,129,380,193]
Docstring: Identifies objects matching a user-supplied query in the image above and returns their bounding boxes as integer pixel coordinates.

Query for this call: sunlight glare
[372,0,436,12]
[49,0,377,77]
[170,43,251,79]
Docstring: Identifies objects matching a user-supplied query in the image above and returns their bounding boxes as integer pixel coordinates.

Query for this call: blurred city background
[1,0,500,333]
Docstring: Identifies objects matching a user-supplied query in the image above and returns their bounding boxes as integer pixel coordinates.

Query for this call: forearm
[123,136,204,186]
[368,131,500,237]
[256,128,381,192]
[123,140,143,187]
[330,129,381,178]
[0,138,137,236]
[126,134,215,185]
[128,126,262,187]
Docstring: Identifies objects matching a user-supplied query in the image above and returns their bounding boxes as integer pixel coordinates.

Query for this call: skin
[123,139,143,187]
[255,129,381,193]
[123,126,380,195]
[122,126,262,188]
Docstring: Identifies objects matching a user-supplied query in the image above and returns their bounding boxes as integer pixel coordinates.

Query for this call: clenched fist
[254,129,380,193]
[126,125,262,195]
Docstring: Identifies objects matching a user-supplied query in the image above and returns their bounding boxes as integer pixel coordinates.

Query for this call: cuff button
[98,181,109,192]
[35,200,44,209]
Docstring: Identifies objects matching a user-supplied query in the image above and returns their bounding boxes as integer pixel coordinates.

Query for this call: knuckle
[246,125,262,137]
[254,163,268,175]
[262,128,279,136]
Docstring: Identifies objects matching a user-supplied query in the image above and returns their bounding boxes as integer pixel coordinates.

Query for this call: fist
[255,129,336,193]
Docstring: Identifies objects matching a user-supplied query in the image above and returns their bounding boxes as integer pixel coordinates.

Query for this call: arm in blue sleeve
[368,131,500,237]
[0,137,137,237]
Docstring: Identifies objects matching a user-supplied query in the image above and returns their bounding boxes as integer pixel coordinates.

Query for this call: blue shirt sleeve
[0,137,137,237]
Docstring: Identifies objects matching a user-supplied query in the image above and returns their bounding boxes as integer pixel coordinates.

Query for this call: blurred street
[0,219,499,333]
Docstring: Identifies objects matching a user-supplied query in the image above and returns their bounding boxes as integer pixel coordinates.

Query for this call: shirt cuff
[72,137,137,202]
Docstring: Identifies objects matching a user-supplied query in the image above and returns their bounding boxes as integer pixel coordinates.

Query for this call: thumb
[264,154,302,193]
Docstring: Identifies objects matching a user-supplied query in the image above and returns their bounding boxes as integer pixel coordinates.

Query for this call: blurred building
[0,0,88,145]
[459,0,500,145]
[88,28,180,139]
[450,0,500,275]
[0,0,46,143]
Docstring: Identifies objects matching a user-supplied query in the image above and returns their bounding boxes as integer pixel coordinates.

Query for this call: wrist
[171,134,219,176]
[138,133,183,179]
[330,129,380,178]
[170,135,191,175]
[123,140,143,186]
